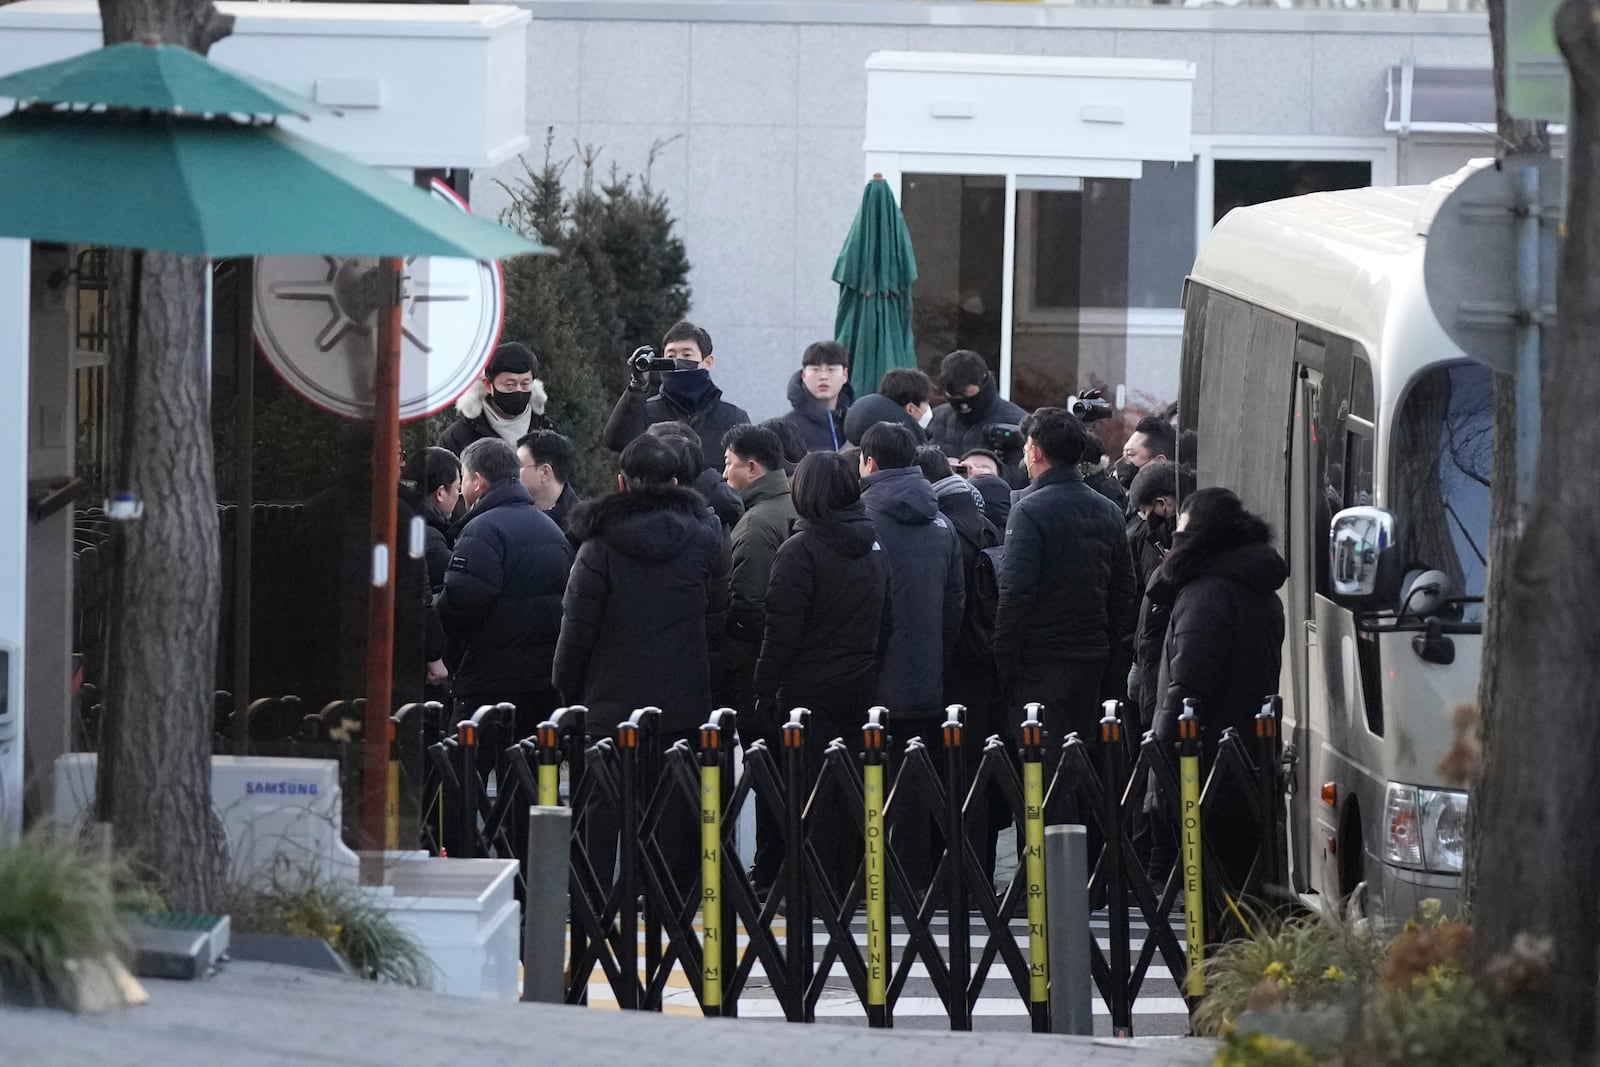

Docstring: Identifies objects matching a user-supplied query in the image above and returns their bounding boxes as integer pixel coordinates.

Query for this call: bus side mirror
[1330,506,1395,600]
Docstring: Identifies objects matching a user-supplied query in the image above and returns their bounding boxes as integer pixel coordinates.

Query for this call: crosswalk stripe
[556,906,1186,1022]
[579,988,1193,1018]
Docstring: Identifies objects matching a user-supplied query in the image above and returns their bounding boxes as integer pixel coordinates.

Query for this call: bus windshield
[1391,361,1491,620]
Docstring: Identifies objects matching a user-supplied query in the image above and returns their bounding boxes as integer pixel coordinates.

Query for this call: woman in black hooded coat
[753,450,888,893]
[1149,487,1287,748]
[1147,486,1286,895]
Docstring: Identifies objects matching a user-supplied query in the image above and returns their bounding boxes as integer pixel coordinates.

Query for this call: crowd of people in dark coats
[407,323,1286,893]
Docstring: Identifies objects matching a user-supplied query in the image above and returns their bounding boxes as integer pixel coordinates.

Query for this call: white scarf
[482,398,532,447]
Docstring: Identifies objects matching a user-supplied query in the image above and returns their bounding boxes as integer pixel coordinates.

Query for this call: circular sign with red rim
[252,179,505,421]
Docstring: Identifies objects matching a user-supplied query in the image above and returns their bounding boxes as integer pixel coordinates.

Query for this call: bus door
[1287,353,1337,898]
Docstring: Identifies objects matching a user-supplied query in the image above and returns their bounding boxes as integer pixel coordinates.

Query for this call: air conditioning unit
[54,754,359,886]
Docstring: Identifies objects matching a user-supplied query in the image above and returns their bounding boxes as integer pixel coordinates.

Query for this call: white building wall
[479,2,1492,420]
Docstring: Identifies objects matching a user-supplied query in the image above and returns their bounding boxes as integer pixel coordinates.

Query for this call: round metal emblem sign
[252,180,504,421]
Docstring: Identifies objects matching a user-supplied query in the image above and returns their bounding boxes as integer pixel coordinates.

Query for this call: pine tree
[494,134,693,493]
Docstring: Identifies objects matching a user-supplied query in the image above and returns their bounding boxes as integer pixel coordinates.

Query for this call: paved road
[579,908,1191,1037]
[2,961,1215,1067]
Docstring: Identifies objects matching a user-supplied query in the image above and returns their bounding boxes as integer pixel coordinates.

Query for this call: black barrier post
[863,706,890,1029]
[558,705,590,798]
[1099,699,1132,1036]
[385,714,402,851]
[625,707,663,1007]
[781,708,812,1022]
[412,700,441,850]
[1019,703,1050,1034]
[554,704,589,1005]
[492,700,517,795]
[1177,699,1205,1007]
[456,714,484,858]
[941,704,971,1031]
[1255,696,1282,902]
[616,719,641,1011]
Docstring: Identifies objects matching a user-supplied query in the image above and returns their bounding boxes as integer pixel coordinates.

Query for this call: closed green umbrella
[833,175,918,397]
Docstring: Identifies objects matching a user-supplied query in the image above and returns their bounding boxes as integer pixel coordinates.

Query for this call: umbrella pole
[231,259,254,757]
[361,256,403,880]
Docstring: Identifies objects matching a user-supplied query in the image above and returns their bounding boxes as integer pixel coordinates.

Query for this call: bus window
[1345,355,1375,508]
[1392,362,1492,623]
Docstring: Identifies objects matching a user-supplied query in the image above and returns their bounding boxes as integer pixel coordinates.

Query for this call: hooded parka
[773,370,852,453]
[755,501,887,713]
[1150,540,1287,751]
[554,485,731,733]
[843,391,929,446]
[860,466,964,717]
[438,378,556,456]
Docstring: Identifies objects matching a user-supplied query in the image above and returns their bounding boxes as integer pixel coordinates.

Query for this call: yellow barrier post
[863,706,889,1028]
[699,721,724,1015]
[1178,699,1205,1001]
[536,720,561,808]
[1020,703,1050,1032]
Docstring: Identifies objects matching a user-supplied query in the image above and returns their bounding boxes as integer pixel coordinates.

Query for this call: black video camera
[983,423,1023,454]
[627,345,684,375]
[1070,389,1113,422]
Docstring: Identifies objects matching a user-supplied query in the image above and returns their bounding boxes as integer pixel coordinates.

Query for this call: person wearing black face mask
[926,349,1030,489]
[1125,460,1195,737]
[601,320,751,473]
[438,341,557,457]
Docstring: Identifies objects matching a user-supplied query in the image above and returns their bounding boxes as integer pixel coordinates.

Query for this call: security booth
[0,1,530,994]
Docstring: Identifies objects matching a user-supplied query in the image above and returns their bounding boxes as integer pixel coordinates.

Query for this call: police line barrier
[419,696,1288,1033]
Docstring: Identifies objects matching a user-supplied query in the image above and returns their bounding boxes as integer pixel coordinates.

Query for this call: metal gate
[423,696,1286,1035]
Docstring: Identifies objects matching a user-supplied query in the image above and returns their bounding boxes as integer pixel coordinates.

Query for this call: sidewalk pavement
[1,961,1218,1066]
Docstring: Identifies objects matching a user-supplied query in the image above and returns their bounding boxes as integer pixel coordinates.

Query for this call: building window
[900,173,1006,380]
[1213,159,1373,223]
[1010,162,1195,411]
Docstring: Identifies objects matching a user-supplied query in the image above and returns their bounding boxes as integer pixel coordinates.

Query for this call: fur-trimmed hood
[567,485,710,561]
[455,377,549,420]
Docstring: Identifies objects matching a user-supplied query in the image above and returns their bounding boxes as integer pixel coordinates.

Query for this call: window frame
[1192,136,1399,257]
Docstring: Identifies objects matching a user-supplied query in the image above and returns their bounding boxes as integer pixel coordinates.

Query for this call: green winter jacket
[727,469,798,643]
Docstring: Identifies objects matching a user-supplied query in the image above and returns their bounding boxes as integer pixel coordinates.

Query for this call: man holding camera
[601,321,751,473]
[927,350,1030,488]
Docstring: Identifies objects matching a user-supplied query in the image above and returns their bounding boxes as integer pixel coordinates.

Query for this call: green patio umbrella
[0,40,319,118]
[0,42,547,851]
[0,108,542,259]
[833,174,918,397]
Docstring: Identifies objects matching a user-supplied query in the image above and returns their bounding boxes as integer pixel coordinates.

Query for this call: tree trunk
[1470,1,1600,1059]
[95,0,232,910]
[99,0,231,53]
[102,251,225,911]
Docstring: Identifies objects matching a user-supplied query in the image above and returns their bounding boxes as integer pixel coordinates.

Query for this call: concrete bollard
[1045,824,1093,1036]
[521,805,571,1004]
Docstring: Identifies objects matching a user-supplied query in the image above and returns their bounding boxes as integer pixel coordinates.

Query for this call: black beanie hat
[486,341,537,377]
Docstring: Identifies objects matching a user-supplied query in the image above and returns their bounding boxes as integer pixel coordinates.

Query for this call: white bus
[1181,172,1488,919]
